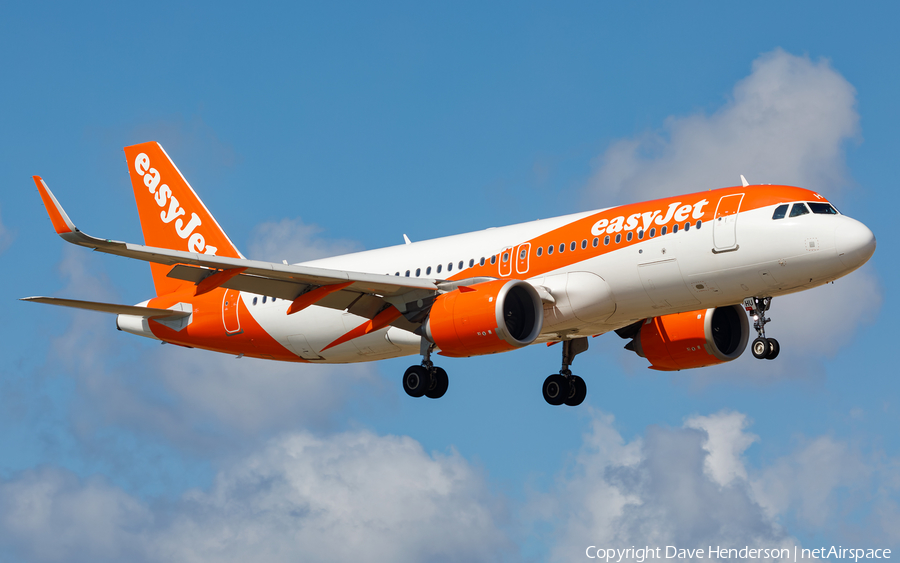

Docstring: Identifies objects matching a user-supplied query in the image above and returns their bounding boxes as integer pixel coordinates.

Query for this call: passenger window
[661,226,667,235]
[570,241,576,251]
[469,259,474,268]
[405,270,410,277]
[672,224,678,233]
[649,228,656,238]
[491,255,496,265]
[426,266,432,275]
[447,263,453,272]
[696,220,702,229]
[808,202,838,215]
[592,237,599,247]
[684,222,690,231]
[479,257,485,266]
[437,264,442,273]
[772,204,789,220]
[638,230,644,240]
[262,296,267,304]
[502,252,509,262]
[789,203,809,217]
[559,243,565,253]
[548,245,554,255]
[416,268,421,277]
[604,235,610,245]
[253,297,258,306]
[581,239,587,249]
[458,261,463,270]
[536,246,543,257]
[615,233,621,243]
[519,249,526,259]
[626,232,633,242]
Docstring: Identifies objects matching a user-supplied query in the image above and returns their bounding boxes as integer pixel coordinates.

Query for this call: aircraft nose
[835,218,876,270]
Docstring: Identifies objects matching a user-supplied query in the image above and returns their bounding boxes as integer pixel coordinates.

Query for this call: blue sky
[1,2,898,561]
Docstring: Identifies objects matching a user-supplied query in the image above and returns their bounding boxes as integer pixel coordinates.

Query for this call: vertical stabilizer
[123,142,243,295]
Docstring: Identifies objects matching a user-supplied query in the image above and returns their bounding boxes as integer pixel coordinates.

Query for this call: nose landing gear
[403,341,449,399]
[743,297,780,360]
[542,337,589,406]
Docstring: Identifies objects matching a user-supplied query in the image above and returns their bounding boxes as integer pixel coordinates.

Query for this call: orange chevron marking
[287,281,354,315]
[322,305,403,351]
[194,267,247,296]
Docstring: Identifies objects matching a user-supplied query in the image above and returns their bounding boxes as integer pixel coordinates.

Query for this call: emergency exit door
[222,289,242,334]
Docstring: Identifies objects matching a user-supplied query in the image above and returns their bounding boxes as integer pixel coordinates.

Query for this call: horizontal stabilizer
[20,297,191,319]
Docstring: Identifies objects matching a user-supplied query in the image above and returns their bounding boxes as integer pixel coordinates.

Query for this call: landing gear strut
[743,297,779,360]
[542,337,588,406]
[403,340,448,399]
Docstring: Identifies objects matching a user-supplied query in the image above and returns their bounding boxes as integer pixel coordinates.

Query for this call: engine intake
[425,279,543,358]
[626,305,749,371]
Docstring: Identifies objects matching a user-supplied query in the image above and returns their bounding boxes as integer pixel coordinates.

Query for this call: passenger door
[713,193,743,252]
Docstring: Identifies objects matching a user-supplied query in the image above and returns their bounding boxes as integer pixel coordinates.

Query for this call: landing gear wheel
[765,338,780,360]
[751,337,769,359]
[425,367,449,399]
[403,365,431,398]
[564,375,587,407]
[542,374,568,406]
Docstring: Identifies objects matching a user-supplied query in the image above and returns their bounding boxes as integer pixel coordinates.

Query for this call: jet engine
[425,279,543,358]
[620,305,749,371]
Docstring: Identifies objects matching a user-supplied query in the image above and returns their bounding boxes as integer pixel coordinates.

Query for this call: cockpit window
[772,204,788,220]
[789,203,810,217]
[808,202,838,215]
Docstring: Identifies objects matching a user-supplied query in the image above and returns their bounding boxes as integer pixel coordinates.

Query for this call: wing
[31,176,448,331]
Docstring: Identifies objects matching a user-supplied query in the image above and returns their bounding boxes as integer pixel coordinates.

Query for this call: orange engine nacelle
[424,279,543,358]
[626,305,749,371]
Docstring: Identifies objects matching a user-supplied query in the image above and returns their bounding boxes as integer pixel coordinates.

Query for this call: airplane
[23,142,876,406]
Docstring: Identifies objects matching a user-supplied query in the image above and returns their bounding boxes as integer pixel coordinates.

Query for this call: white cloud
[751,435,869,527]
[535,410,899,561]
[247,217,362,263]
[586,49,859,204]
[0,431,510,563]
[685,411,758,487]
[0,467,150,562]
[537,410,791,562]
[585,49,880,371]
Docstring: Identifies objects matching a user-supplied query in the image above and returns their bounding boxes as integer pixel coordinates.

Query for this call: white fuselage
[236,200,871,363]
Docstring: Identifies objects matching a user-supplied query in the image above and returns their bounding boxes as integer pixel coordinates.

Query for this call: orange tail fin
[123,142,243,296]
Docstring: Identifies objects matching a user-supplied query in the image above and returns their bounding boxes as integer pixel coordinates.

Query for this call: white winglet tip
[740,175,750,188]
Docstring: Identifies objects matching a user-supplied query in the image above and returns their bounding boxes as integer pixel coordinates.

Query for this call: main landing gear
[743,297,780,360]
[401,337,591,406]
[402,341,448,399]
[542,337,588,406]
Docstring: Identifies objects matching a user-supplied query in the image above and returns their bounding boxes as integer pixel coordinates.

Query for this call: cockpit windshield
[789,203,810,217]
[808,202,839,215]
[773,201,840,220]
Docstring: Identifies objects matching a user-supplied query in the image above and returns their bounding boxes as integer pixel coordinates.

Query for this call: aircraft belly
[247,301,416,364]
